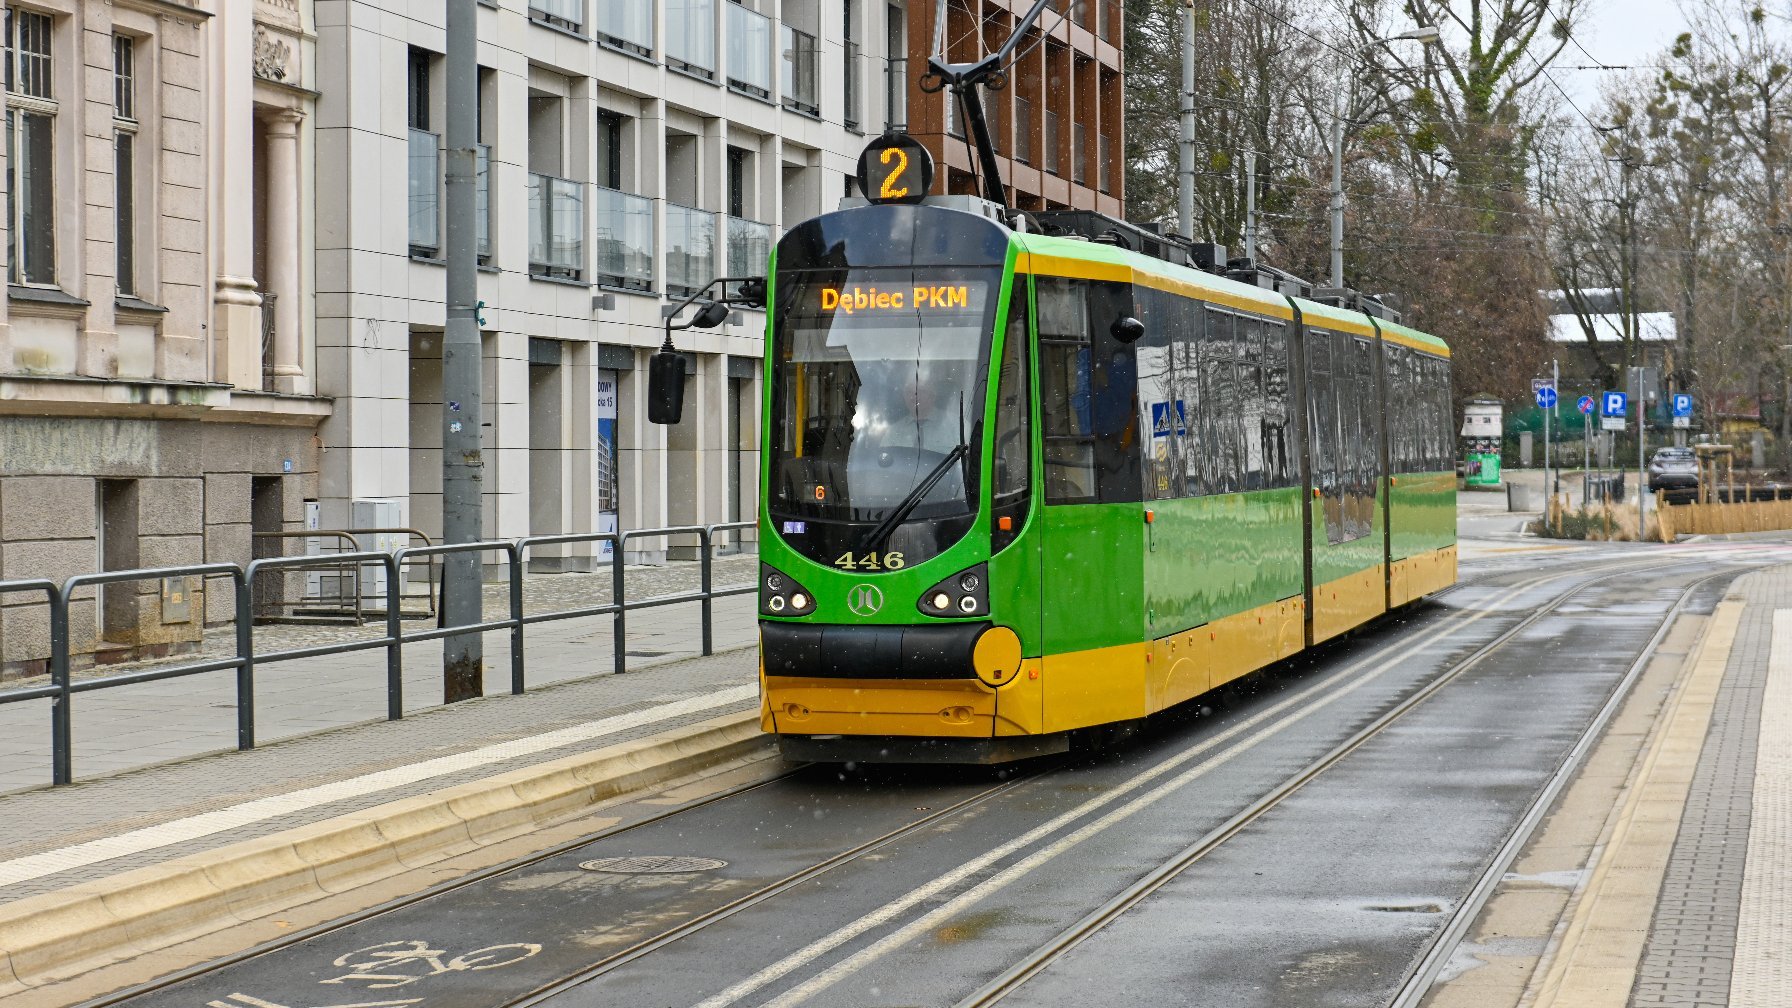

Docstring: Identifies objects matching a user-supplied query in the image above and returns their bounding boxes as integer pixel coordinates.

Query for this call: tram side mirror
[1110,316,1146,344]
[648,350,687,425]
[692,301,731,329]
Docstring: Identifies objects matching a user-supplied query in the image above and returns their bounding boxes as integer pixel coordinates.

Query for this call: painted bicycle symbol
[321,939,543,989]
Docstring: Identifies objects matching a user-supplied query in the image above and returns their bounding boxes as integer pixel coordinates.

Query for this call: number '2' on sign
[857,134,934,207]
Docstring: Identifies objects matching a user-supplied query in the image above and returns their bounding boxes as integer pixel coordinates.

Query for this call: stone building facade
[0,0,327,678]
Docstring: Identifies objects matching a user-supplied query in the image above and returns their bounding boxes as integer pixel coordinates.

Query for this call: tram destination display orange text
[817,284,981,315]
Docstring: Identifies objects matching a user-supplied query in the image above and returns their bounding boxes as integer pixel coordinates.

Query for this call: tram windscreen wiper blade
[858,442,969,552]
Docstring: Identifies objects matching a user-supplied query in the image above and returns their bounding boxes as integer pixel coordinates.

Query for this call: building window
[114,35,136,295]
[727,145,749,218]
[667,0,716,78]
[780,26,818,115]
[407,48,439,257]
[843,0,860,130]
[596,110,623,190]
[727,2,772,99]
[529,0,582,32]
[597,0,652,56]
[6,6,54,286]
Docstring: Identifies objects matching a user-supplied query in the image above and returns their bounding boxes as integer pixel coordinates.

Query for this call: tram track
[952,560,1735,1008]
[89,547,1718,1008]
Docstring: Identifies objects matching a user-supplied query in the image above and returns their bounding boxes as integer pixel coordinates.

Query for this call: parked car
[1647,447,1699,492]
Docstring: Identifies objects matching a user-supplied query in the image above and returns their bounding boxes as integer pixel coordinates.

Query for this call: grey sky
[1560,0,1691,105]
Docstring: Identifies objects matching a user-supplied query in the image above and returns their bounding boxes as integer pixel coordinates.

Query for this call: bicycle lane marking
[0,686,756,889]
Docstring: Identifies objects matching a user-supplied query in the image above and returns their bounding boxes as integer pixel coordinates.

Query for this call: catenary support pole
[1178,0,1195,240]
[1636,367,1646,540]
[441,0,484,702]
[1330,103,1345,289]
[1244,150,1257,262]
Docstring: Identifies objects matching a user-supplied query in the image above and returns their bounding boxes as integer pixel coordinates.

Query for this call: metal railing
[0,521,757,787]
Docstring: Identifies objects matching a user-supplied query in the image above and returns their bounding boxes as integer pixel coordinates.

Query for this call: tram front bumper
[759,621,1045,744]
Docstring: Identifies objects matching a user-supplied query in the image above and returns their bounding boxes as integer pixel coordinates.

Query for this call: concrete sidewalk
[0,556,759,793]
[0,639,769,1000]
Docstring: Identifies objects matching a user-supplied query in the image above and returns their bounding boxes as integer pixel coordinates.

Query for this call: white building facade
[316,0,902,566]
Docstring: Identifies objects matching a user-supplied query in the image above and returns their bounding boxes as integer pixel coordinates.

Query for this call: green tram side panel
[1146,488,1304,639]
[1390,471,1457,561]
[1039,503,1147,658]
[1376,317,1457,562]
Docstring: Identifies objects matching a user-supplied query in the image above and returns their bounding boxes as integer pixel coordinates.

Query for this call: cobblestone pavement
[0,556,760,794]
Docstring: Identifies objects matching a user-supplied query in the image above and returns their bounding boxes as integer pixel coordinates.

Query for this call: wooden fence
[1656,491,1792,539]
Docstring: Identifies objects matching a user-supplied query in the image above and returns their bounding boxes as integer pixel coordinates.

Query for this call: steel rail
[955,557,1736,1007]
[1383,565,1736,1008]
[494,768,1052,1008]
[73,549,1674,1008]
[73,763,1050,1008]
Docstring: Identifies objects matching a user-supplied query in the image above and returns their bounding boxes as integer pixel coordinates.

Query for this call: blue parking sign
[1672,393,1693,417]
[1603,391,1628,416]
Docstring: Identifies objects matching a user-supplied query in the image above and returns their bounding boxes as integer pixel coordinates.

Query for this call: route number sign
[857,133,933,206]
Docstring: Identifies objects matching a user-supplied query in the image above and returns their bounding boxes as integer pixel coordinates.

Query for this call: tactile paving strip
[1730,612,1792,1004]
[1629,570,1788,1008]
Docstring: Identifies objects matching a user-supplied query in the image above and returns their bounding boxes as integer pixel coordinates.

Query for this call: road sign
[1601,416,1627,431]
[1531,378,1552,392]
[1673,416,1691,428]
[1536,386,1557,409]
[1603,391,1628,416]
[1672,393,1693,417]
[1578,395,1595,415]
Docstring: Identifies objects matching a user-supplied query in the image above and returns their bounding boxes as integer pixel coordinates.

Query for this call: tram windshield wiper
[858,442,970,552]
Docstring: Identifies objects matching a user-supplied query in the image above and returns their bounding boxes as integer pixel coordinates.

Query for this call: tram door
[1034,277,1147,731]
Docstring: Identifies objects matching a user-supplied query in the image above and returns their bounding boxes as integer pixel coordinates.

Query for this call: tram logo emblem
[846,584,885,617]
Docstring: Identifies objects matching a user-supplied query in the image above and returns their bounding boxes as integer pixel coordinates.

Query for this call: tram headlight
[916,563,989,618]
[760,563,815,617]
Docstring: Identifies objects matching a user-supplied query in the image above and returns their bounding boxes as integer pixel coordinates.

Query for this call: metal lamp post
[1330,26,1441,288]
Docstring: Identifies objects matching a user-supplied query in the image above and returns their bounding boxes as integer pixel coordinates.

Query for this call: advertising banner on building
[596,372,619,558]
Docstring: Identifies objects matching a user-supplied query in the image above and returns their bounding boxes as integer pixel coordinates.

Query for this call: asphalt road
[103,542,1764,1008]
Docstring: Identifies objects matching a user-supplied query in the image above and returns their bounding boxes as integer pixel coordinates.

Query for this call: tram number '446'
[834,551,905,571]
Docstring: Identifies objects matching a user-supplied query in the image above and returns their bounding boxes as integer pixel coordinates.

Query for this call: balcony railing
[844,41,861,130]
[1044,109,1060,175]
[726,215,772,278]
[408,129,440,256]
[476,143,492,261]
[529,0,582,32]
[594,186,654,292]
[1073,122,1087,184]
[781,26,819,116]
[727,3,773,98]
[667,0,716,78]
[885,57,907,131]
[528,172,585,281]
[597,0,652,56]
[666,203,716,298]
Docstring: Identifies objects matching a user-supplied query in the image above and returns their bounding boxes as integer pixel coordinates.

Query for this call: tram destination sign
[809,279,990,316]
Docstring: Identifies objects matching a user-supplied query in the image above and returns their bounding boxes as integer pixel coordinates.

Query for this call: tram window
[1174,301,1203,496]
[1264,322,1290,487]
[1240,361,1266,490]
[1307,329,1339,505]
[1038,277,1097,503]
[993,279,1031,500]
[1241,317,1264,366]
[1133,287,1180,501]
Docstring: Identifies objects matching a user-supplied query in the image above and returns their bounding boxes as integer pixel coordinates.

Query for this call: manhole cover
[579,855,728,874]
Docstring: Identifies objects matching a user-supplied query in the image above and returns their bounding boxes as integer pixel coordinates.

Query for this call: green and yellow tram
[750,189,1455,764]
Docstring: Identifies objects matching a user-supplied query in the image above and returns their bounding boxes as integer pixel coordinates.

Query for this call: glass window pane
[667,0,716,73]
[727,3,772,96]
[994,280,1030,499]
[115,131,133,294]
[408,129,440,253]
[596,186,655,290]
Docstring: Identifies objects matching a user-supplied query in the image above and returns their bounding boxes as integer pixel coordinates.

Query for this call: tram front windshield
[769,267,998,531]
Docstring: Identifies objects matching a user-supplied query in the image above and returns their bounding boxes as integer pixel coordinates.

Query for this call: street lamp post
[1330,26,1441,289]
